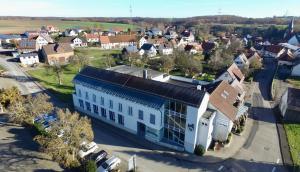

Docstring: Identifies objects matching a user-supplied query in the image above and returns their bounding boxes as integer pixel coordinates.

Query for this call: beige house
[42,43,74,65]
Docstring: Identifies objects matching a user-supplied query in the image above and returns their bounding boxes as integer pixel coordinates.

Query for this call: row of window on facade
[78,99,156,125]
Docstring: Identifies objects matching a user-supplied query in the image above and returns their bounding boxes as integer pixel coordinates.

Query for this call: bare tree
[47,61,67,85]
[8,93,53,125]
[104,53,115,68]
[69,55,90,72]
[161,56,175,74]
[35,108,94,168]
[0,86,22,108]
[173,50,203,77]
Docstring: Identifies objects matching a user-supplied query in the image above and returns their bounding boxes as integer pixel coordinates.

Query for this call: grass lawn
[0,19,137,34]
[27,48,120,104]
[74,48,119,68]
[287,77,300,89]
[284,123,300,167]
[27,65,77,103]
[196,73,215,82]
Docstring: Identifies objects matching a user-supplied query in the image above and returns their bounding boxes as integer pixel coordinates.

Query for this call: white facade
[197,110,216,151]
[19,54,39,66]
[139,46,157,57]
[73,79,212,153]
[65,30,78,37]
[159,46,173,55]
[35,36,49,50]
[139,37,148,48]
[72,38,87,48]
[101,42,135,50]
[209,103,233,141]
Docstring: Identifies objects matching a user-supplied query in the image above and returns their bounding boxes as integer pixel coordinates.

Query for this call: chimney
[143,69,148,79]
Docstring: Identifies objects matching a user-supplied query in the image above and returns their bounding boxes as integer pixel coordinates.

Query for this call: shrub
[81,160,97,172]
[236,127,242,134]
[33,122,49,136]
[226,133,232,144]
[194,144,205,156]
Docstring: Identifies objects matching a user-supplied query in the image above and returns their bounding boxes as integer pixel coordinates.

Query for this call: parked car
[97,156,121,172]
[91,150,108,167]
[78,141,99,159]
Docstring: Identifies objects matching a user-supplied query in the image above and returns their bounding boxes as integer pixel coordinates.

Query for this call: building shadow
[119,149,292,172]
[1,75,39,83]
[0,119,62,171]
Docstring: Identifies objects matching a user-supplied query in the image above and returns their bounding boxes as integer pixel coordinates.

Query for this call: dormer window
[221,90,229,99]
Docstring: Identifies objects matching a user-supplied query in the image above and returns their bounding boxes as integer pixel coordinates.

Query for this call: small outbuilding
[279,87,300,123]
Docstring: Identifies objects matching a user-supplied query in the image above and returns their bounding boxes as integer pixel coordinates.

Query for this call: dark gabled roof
[74,66,206,107]
[19,53,38,58]
[141,43,155,51]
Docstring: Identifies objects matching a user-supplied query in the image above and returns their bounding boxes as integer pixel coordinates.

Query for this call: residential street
[0,56,43,95]
[0,56,289,172]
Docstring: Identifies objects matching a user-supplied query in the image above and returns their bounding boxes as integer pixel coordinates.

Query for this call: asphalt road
[0,56,289,172]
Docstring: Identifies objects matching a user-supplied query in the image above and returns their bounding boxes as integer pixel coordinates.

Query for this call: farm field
[0,19,137,34]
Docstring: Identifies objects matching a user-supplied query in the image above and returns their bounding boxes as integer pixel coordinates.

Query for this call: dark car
[90,150,108,167]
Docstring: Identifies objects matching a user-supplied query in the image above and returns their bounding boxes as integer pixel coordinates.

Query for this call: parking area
[0,114,62,171]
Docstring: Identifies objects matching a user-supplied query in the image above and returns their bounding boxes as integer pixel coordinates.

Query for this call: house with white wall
[73,66,216,152]
[139,43,157,57]
[34,33,54,50]
[100,35,136,49]
[19,53,39,66]
[64,29,80,37]
[215,63,245,102]
[203,81,239,141]
[85,34,100,43]
[159,43,173,55]
[59,37,87,48]
[181,30,195,43]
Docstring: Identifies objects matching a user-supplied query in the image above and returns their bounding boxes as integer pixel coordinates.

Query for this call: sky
[0,0,299,18]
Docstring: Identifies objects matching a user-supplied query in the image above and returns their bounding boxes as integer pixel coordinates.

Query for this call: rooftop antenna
[217,8,222,22]
[284,10,289,17]
[129,0,133,33]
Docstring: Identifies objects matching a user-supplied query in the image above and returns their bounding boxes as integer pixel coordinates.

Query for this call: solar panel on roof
[77,66,206,107]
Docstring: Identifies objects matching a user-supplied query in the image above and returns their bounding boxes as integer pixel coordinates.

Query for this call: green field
[27,49,118,103]
[284,123,300,167]
[0,19,137,34]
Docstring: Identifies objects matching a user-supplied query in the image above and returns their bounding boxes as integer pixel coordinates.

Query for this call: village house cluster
[0,18,299,154]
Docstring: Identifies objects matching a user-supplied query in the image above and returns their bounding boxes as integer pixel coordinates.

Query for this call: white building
[139,43,157,57]
[73,66,215,152]
[19,53,39,66]
[35,33,54,50]
[159,44,173,55]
